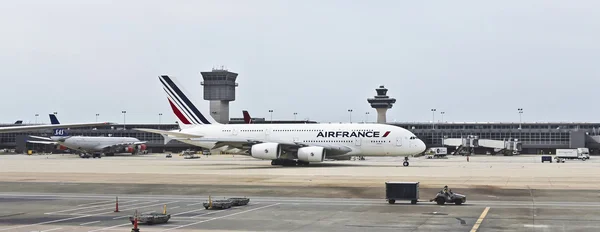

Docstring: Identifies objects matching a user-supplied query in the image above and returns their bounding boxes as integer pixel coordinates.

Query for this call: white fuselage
[51,136,140,152]
[174,123,426,157]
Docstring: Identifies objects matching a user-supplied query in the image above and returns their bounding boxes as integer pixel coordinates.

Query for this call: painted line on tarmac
[171,208,206,217]
[112,215,130,220]
[87,223,131,232]
[77,200,115,207]
[0,201,179,232]
[186,202,204,206]
[40,228,62,232]
[75,200,159,214]
[159,203,280,232]
[470,207,490,232]
[44,200,138,214]
[80,221,101,226]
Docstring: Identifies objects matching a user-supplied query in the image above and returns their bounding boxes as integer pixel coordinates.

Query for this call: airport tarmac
[1,154,599,231]
[1,192,600,232]
[1,154,600,190]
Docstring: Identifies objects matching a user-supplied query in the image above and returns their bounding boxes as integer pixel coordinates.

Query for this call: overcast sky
[1,0,599,124]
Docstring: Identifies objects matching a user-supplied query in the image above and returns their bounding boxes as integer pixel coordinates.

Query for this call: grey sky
[1,0,599,124]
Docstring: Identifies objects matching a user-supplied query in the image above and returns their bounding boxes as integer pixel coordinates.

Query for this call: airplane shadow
[223,162,436,169]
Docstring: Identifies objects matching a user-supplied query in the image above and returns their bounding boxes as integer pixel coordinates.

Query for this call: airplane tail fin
[14,120,23,125]
[159,75,220,126]
[49,114,67,136]
[49,114,60,125]
[242,110,252,124]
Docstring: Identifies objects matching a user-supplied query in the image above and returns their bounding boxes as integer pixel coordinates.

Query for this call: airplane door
[355,138,361,146]
[396,137,402,147]
[265,128,271,140]
[232,128,238,136]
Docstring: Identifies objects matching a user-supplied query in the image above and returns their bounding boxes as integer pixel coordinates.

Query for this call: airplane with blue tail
[26,114,147,157]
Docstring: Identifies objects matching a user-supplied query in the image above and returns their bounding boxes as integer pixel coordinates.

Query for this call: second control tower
[367,85,396,123]
[201,68,238,124]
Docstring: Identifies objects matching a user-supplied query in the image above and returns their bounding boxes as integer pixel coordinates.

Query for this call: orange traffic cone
[131,210,140,232]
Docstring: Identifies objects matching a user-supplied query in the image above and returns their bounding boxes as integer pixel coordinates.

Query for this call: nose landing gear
[402,156,409,166]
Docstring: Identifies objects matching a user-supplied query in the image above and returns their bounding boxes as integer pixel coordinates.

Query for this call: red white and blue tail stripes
[159,75,218,125]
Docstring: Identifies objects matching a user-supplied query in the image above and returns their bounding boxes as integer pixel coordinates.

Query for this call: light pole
[293,112,298,121]
[35,114,39,124]
[268,110,273,123]
[431,109,436,129]
[518,108,523,129]
[347,109,353,123]
[158,113,163,128]
[440,111,445,122]
[95,113,99,122]
[121,111,127,130]
[365,112,370,123]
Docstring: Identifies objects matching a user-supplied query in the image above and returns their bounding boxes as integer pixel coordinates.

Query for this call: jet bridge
[443,136,522,156]
[443,135,479,156]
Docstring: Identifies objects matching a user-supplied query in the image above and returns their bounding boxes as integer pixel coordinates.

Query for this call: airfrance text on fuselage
[316,131,390,138]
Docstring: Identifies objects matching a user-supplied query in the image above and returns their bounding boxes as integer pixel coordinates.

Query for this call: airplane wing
[26,140,58,145]
[137,129,354,157]
[180,137,353,157]
[0,122,112,133]
[133,128,204,138]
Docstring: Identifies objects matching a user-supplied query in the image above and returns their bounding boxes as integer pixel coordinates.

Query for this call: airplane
[135,75,426,166]
[0,116,110,133]
[26,114,147,157]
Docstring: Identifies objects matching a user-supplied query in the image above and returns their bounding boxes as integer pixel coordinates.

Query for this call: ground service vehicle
[430,191,466,205]
[556,149,589,161]
[385,182,419,204]
[129,213,170,225]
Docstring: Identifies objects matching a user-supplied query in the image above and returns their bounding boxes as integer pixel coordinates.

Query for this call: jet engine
[56,145,68,150]
[125,146,134,153]
[136,144,147,151]
[250,143,281,160]
[297,146,326,163]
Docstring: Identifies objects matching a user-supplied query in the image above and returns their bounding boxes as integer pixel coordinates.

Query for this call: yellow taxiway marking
[470,207,490,232]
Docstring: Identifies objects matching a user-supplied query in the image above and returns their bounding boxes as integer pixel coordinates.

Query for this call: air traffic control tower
[367,85,396,123]
[201,68,238,124]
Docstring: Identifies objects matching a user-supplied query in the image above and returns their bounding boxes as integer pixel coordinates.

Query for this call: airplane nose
[417,139,426,154]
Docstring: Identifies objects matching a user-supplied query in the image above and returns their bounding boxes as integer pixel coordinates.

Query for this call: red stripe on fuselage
[382,131,391,137]
[168,98,192,124]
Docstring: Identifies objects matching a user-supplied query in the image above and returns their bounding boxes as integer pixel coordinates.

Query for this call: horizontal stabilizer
[28,136,53,141]
[27,140,57,145]
[133,128,204,139]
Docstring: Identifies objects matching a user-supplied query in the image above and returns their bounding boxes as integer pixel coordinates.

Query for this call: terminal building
[2,74,599,155]
[1,121,599,155]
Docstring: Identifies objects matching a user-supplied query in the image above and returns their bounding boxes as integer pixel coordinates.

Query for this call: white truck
[426,147,448,159]
[555,148,590,161]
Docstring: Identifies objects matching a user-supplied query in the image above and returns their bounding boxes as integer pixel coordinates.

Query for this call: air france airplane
[136,75,426,166]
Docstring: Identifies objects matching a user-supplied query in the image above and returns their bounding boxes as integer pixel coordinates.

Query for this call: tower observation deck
[200,68,239,124]
[367,85,396,123]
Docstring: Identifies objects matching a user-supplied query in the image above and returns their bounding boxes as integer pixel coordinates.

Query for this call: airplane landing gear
[402,156,409,166]
[296,160,309,166]
[271,159,307,166]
